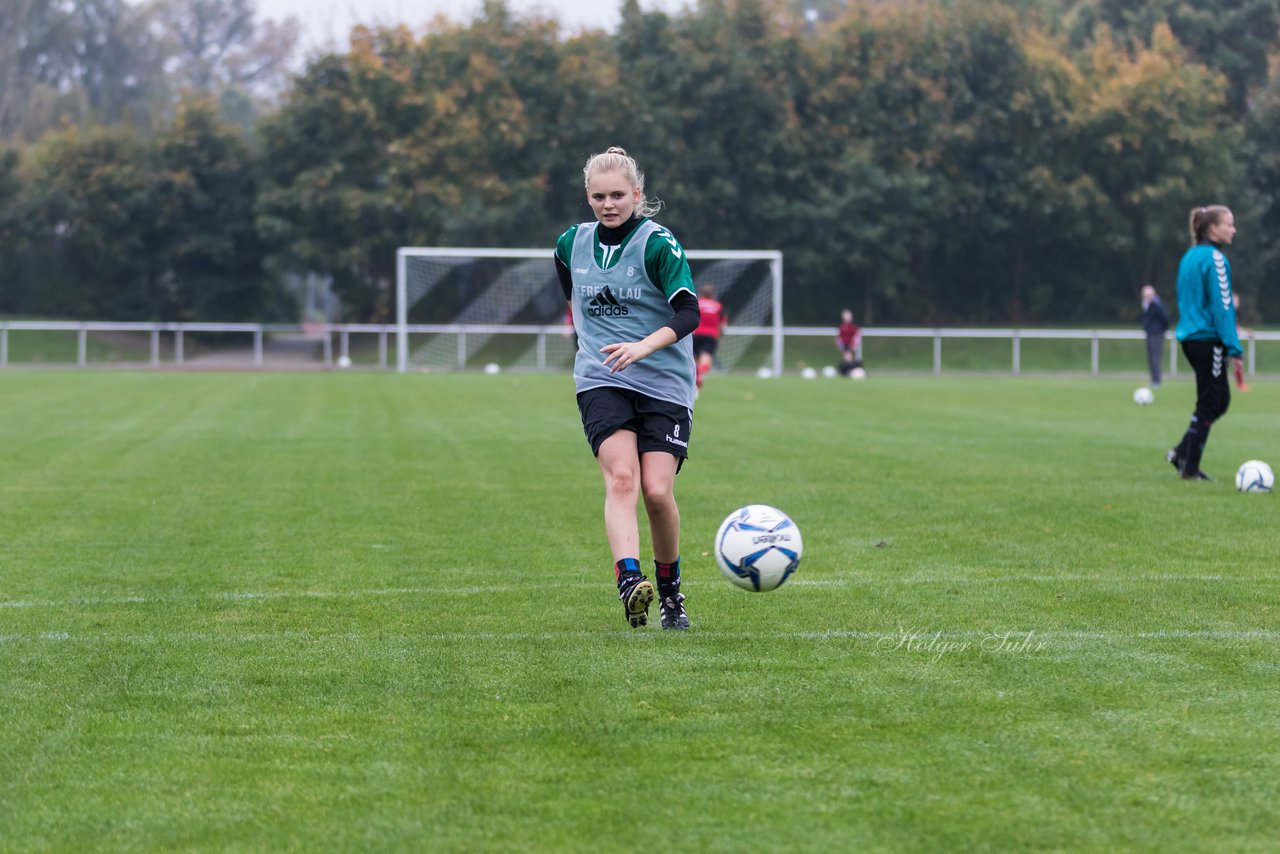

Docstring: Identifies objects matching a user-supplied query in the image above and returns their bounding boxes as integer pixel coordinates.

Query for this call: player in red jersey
[835,308,862,377]
[692,285,727,390]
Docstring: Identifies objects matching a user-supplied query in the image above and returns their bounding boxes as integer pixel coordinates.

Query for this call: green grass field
[2,371,1277,852]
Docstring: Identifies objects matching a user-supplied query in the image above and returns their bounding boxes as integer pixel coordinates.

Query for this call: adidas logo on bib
[586,286,629,317]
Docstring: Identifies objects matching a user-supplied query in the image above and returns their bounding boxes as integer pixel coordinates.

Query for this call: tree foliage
[157,0,299,96]
[13,99,270,320]
[6,0,1280,324]
[0,0,169,141]
[0,0,298,143]
[152,98,267,319]
[1067,0,1280,116]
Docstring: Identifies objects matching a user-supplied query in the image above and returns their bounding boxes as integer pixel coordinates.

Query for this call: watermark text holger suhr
[878,627,1047,661]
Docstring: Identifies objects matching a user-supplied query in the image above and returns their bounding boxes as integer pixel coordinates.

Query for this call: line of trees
[3,0,1280,325]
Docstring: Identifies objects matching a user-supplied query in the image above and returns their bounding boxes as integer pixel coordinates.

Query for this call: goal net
[395,247,783,375]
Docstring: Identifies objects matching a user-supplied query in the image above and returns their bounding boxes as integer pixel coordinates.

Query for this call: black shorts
[691,335,719,358]
[577,386,692,464]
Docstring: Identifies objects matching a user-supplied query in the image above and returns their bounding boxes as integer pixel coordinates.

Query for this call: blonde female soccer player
[554,147,699,629]
[1166,205,1244,481]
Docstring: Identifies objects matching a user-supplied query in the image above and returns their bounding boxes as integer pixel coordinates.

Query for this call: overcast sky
[254,0,687,51]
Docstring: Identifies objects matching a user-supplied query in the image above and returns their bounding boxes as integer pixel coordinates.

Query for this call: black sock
[1173,417,1199,465]
[1183,420,1212,475]
[615,558,642,587]
[655,558,681,599]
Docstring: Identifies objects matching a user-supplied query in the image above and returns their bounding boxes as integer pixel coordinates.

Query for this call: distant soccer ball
[1235,460,1274,493]
[484,362,501,375]
[851,367,867,380]
[822,366,837,378]
[801,367,817,380]
[756,367,774,379]
[715,505,803,592]
[336,355,352,369]
[1133,387,1154,406]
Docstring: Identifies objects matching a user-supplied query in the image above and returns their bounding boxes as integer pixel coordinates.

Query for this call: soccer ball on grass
[1133,387,1154,405]
[1235,460,1274,493]
[715,505,803,592]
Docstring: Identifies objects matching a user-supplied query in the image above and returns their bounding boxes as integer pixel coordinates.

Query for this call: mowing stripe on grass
[3,628,1278,644]
[0,572,1270,610]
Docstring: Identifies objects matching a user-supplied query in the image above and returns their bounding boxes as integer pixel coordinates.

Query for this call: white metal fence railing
[0,321,395,370]
[0,320,1273,376]
[785,326,1271,378]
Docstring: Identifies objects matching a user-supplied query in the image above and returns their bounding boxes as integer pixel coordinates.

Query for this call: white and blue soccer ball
[1235,460,1274,493]
[1133,387,1154,406]
[715,504,803,592]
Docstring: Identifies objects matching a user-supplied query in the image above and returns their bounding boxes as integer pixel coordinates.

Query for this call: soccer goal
[395,247,784,375]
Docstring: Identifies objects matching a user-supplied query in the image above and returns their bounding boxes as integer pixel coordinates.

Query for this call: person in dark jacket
[1140,285,1170,387]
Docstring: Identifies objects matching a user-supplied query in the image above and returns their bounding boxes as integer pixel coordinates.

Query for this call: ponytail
[1189,205,1231,245]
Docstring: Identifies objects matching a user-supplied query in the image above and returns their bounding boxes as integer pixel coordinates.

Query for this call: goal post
[395,247,784,375]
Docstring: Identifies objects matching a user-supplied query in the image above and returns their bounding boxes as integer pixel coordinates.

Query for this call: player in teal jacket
[555,147,697,630]
[1167,205,1243,481]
